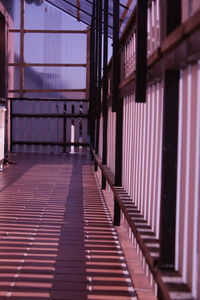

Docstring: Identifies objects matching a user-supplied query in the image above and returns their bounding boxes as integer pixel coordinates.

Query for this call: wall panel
[176,62,200,297]
[122,82,163,233]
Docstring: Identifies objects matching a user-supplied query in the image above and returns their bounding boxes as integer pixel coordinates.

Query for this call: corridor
[0,152,137,300]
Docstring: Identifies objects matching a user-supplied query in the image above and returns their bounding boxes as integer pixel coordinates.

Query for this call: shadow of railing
[0,153,136,300]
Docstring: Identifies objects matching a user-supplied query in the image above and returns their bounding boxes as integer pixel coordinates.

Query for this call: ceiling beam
[76,0,81,21]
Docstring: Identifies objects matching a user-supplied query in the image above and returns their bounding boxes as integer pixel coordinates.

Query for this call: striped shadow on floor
[0,153,137,300]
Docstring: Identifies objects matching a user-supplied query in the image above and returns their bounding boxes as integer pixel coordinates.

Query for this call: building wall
[97,1,200,298]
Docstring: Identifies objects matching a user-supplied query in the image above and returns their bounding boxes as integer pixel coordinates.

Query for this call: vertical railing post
[112,0,120,113]
[159,70,179,269]
[89,13,96,148]
[63,103,67,153]
[95,0,102,155]
[20,0,25,98]
[112,0,122,226]
[101,0,109,190]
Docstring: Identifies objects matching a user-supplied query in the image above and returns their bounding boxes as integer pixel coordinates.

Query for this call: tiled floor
[0,153,137,300]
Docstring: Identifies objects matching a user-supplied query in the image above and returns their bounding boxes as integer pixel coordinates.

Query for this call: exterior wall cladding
[97,0,200,299]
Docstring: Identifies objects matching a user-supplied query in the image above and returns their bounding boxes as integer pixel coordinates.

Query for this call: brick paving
[0,153,137,300]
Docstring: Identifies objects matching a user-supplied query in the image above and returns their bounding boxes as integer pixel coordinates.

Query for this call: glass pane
[8,66,20,91]
[24,0,87,30]
[8,33,20,63]
[24,33,86,64]
[24,66,86,89]
[6,0,21,29]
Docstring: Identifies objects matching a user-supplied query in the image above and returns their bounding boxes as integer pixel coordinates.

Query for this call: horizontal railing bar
[11,113,88,118]
[9,29,88,34]
[8,97,89,102]
[8,63,87,67]
[12,141,89,146]
[9,89,86,93]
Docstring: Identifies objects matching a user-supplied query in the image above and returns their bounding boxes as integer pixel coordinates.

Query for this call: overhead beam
[120,0,133,26]
[76,0,80,21]
[62,0,92,18]
[45,0,91,26]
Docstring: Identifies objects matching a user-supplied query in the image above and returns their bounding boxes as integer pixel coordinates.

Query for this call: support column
[101,0,109,190]
[95,0,102,155]
[159,70,179,269]
[89,14,96,148]
[20,0,25,98]
[112,0,122,226]
[135,0,148,103]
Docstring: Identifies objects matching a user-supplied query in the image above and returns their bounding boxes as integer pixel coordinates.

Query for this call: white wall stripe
[156,82,163,238]
[192,61,200,298]
[175,70,183,271]
[183,65,192,281]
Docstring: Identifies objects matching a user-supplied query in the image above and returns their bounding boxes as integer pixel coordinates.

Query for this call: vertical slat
[151,0,155,52]
[82,102,88,143]
[155,82,163,237]
[127,98,131,193]
[137,104,142,210]
[63,103,67,152]
[136,104,140,206]
[195,60,200,299]
[144,90,150,221]
[122,98,125,188]
[175,69,183,271]
[147,7,151,56]
[147,88,152,223]
[188,63,198,295]
[149,5,153,54]
[152,86,157,231]
[130,96,134,199]
[182,66,192,280]
[140,102,146,215]
[123,98,127,191]
[156,0,160,47]
[132,98,136,200]
[66,102,71,151]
